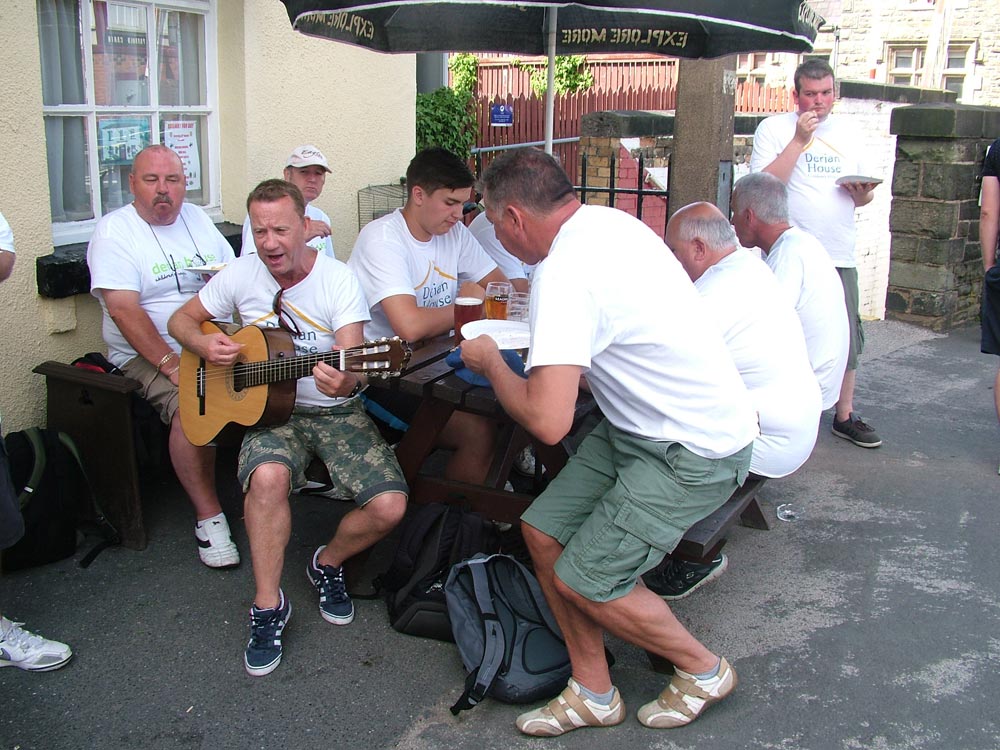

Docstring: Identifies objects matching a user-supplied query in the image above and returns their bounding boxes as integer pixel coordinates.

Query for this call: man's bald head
[665,202,739,282]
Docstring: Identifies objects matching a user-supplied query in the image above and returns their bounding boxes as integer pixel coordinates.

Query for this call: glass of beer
[484,281,512,320]
[454,296,483,345]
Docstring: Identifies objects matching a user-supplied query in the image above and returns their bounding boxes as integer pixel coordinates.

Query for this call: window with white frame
[942,43,973,100]
[886,44,923,86]
[37,0,216,244]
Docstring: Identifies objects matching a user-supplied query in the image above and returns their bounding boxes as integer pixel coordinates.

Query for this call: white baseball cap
[286,145,331,172]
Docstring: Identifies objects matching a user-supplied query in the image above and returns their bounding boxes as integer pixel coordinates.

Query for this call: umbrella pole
[544,8,556,155]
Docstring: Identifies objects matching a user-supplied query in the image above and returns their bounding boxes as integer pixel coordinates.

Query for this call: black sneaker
[307,546,355,625]
[244,590,291,677]
[832,413,882,448]
[643,554,728,601]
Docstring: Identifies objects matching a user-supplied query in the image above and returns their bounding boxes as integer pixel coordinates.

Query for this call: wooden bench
[672,473,770,563]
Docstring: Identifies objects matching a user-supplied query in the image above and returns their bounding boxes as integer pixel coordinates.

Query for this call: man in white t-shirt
[349,147,509,484]
[750,59,881,448]
[241,145,335,258]
[169,179,407,677]
[0,210,74,673]
[468,210,533,293]
[461,148,757,736]
[87,145,238,569]
[644,201,821,601]
[732,172,849,411]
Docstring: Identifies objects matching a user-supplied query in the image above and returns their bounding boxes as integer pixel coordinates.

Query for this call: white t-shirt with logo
[750,111,866,267]
[87,203,235,367]
[197,252,370,408]
[527,205,758,460]
[766,227,850,409]
[694,249,821,477]
[468,211,535,282]
[241,203,335,258]
[348,208,497,340]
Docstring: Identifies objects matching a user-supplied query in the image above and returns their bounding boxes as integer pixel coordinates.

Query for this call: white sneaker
[0,616,73,672]
[637,657,737,728]
[513,446,537,477]
[195,513,240,568]
[516,678,625,736]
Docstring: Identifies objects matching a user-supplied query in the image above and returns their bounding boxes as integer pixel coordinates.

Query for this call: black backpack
[2,428,119,571]
[444,553,572,714]
[376,503,501,642]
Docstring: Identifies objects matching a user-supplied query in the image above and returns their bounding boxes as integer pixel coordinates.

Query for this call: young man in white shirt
[349,148,509,483]
[750,59,881,448]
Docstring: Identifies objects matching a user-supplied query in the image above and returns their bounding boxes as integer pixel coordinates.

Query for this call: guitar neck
[241,350,347,388]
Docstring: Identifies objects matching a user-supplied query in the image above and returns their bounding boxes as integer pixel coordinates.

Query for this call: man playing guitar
[169,179,407,677]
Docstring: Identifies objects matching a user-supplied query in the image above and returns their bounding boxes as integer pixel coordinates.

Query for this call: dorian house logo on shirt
[416,262,457,308]
[804,144,844,177]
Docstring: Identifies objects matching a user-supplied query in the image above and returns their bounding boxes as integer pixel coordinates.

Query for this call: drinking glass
[453,296,483,344]
[484,281,512,320]
[506,292,530,322]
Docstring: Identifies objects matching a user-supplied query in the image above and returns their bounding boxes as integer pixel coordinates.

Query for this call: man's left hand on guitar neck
[313,359,367,400]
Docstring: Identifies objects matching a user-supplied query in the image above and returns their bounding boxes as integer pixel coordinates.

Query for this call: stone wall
[886,104,1000,330]
[579,82,950,320]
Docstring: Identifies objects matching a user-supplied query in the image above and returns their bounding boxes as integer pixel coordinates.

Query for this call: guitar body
[179,322,296,446]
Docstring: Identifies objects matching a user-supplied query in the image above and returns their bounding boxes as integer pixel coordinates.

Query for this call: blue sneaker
[244,590,291,677]
[307,546,355,625]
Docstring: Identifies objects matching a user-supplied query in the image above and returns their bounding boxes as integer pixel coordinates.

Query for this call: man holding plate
[750,59,881,449]
[461,148,757,735]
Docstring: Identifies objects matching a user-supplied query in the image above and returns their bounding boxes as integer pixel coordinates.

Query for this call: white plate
[835,175,883,186]
[461,319,530,349]
[183,263,228,275]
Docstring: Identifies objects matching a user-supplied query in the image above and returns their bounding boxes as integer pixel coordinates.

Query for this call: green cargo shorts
[522,419,751,603]
[237,400,407,506]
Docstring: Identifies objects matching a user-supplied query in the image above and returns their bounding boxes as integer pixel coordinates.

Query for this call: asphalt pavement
[2,319,998,750]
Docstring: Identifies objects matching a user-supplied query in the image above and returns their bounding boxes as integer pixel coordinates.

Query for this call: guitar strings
[191,345,393,383]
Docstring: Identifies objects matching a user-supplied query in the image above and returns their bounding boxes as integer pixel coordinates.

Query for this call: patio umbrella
[280,0,823,152]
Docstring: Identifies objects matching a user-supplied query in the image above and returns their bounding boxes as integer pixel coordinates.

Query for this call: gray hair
[732,172,789,224]
[672,209,739,252]
[478,148,575,215]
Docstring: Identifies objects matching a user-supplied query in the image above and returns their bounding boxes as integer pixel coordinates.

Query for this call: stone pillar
[887,105,1000,330]
[668,57,737,217]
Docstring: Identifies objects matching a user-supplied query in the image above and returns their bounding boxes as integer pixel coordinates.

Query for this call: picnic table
[372,335,595,520]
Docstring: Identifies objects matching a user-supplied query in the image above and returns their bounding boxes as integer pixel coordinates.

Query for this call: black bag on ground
[1,428,119,571]
[445,553,572,714]
[376,503,501,642]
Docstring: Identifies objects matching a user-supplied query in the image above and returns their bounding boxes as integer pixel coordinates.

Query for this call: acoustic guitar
[179,321,410,446]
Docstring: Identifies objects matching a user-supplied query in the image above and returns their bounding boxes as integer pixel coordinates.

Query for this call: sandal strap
[656,673,710,719]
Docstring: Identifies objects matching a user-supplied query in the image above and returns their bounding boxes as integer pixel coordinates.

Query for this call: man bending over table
[169,180,407,677]
[349,147,510,483]
[461,148,758,735]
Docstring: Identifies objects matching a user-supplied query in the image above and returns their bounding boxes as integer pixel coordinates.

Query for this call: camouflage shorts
[237,399,408,506]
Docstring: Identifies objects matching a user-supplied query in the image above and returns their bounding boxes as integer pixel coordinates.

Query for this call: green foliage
[515,55,595,98]
[449,53,479,96]
[415,86,477,160]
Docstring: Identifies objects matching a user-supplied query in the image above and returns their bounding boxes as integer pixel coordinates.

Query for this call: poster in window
[164,121,202,191]
[98,118,150,166]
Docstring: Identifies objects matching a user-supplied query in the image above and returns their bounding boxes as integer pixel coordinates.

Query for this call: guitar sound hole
[232,362,247,393]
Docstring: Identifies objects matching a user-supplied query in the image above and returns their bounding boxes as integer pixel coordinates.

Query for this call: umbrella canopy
[280,0,823,151]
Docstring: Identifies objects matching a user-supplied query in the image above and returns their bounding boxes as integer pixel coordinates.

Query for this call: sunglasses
[271,288,303,337]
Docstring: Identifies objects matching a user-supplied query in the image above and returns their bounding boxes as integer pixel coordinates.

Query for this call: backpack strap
[17,428,47,510]
[450,558,506,715]
[54,430,120,567]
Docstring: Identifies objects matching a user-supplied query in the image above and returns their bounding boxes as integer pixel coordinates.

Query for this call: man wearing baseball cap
[241,145,335,258]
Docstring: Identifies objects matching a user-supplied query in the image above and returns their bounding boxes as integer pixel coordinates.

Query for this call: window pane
[160,115,207,205]
[97,114,151,214]
[946,47,967,69]
[893,50,914,68]
[92,1,150,107]
[37,0,87,105]
[44,116,94,222]
[891,74,913,85]
[943,76,963,94]
[156,9,206,106]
